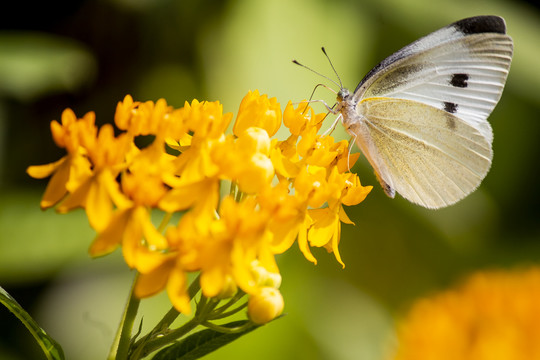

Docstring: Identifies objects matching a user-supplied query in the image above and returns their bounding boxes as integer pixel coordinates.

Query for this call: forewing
[352,97,492,209]
[354,16,513,142]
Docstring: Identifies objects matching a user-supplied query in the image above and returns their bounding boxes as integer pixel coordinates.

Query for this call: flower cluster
[390,267,540,360]
[27,90,371,320]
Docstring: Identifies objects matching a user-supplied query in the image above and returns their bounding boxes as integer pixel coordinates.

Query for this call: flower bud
[248,287,284,325]
[236,127,271,156]
[236,153,274,194]
[250,261,282,288]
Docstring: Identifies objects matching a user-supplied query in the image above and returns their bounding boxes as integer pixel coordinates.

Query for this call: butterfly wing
[350,97,491,208]
[345,16,512,208]
[354,16,513,143]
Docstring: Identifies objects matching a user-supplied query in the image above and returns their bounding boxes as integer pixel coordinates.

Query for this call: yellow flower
[282,100,325,136]
[257,180,305,254]
[90,206,168,267]
[56,124,131,231]
[154,196,278,314]
[294,165,330,208]
[89,143,172,261]
[181,99,232,140]
[234,90,281,137]
[291,165,371,266]
[115,95,187,143]
[203,196,275,296]
[341,172,372,206]
[26,109,95,209]
[270,141,301,178]
[50,108,97,152]
[208,127,275,194]
[123,142,174,206]
[29,91,373,318]
[390,267,540,360]
[114,94,140,132]
[27,149,92,209]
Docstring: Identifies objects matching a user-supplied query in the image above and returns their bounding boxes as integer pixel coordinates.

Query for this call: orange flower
[391,267,540,360]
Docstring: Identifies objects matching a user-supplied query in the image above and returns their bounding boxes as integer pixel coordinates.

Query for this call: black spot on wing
[453,16,507,35]
[443,101,458,114]
[450,73,468,88]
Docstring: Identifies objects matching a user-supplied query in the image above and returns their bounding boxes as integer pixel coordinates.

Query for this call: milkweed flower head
[390,267,540,360]
[27,90,372,319]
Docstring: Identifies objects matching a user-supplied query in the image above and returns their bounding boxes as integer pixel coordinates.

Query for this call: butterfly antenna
[292,59,341,89]
[321,47,343,89]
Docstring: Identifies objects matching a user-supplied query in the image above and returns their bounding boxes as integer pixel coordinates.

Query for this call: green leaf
[0,286,65,360]
[0,32,96,101]
[152,320,258,360]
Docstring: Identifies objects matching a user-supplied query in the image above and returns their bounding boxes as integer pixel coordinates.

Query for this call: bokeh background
[1,0,539,359]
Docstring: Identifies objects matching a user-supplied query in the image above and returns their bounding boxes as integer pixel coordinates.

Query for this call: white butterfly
[300,15,513,209]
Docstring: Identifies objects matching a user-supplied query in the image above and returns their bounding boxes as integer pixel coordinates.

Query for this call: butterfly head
[336,88,350,103]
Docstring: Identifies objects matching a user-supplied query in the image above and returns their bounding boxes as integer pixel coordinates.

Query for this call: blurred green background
[1,0,539,359]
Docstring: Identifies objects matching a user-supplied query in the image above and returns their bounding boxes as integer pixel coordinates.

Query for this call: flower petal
[89,208,132,257]
[134,256,175,298]
[167,264,191,314]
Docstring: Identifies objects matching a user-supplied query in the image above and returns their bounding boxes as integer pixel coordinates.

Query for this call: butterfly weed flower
[27,90,372,358]
[389,267,540,360]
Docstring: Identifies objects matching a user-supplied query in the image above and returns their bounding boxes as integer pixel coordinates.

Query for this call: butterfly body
[332,16,513,209]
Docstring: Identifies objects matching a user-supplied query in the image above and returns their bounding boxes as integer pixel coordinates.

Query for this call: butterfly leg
[321,113,342,136]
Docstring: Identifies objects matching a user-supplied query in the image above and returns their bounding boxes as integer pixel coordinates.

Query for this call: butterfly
[297,15,513,209]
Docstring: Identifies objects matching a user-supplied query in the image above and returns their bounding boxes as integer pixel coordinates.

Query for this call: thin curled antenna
[321,47,343,89]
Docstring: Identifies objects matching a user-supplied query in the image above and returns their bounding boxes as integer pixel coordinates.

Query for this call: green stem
[152,274,202,332]
[135,318,201,357]
[108,273,141,360]
[208,302,248,320]
[212,292,245,313]
[129,275,202,358]
[157,212,173,232]
[201,320,254,333]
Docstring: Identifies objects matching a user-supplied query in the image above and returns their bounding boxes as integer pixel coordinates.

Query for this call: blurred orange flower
[391,267,540,360]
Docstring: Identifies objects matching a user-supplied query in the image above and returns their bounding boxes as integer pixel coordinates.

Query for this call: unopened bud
[248,287,284,325]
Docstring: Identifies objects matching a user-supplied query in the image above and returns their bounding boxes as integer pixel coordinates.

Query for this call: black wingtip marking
[450,73,469,88]
[444,101,458,114]
[453,15,507,35]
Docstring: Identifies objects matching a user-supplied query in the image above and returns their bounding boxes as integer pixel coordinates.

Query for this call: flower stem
[108,273,141,360]
[201,320,254,333]
[134,318,201,357]
[152,274,202,332]
[209,302,248,320]
[128,274,202,358]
